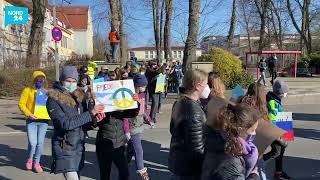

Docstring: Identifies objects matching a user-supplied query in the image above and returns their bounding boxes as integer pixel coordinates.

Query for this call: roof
[246,50,302,55]
[129,46,201,51]
[6,0,33,12]
[49,6,89,30]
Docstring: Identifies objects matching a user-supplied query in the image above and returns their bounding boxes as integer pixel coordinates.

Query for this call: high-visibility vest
[109,31,120,43]
[87,61,97,80]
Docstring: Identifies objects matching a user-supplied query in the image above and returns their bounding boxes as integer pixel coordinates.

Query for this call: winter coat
[96,106,140,148]
[168,96,206,177]
[145,67,160,94]
[266,92,283,124]
[259,61,267,72]
[46,82,96,174]
[201,127,248,180]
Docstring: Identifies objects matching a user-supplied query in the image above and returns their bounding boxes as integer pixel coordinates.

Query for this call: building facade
[129,46,202,62]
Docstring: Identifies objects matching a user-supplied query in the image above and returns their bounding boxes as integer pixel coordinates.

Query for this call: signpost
[51,27,63,42]
[52,0,60,81]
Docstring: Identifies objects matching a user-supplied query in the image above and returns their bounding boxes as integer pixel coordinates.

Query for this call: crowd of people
[18,59,291,180]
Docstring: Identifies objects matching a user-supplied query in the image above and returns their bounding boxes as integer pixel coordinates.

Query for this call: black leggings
[263,140,287,172]
[96,140,129,180]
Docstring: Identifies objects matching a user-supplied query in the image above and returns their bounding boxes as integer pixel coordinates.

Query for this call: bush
[309,51,320,69]
[0,68,56,97]
[198,48,254,89]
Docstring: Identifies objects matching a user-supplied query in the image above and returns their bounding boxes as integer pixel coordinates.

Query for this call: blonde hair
[208,72,225,98]
[181,69,208,94]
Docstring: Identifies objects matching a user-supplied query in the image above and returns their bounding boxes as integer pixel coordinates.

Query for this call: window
[173,51,177,58]
[178,51,182,58]
[150,51,154,59]
[145,51,149,59]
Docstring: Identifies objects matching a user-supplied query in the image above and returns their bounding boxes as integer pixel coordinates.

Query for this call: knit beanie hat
[273,80,289,95]
[133,73,148,87]
[60,66,79,81]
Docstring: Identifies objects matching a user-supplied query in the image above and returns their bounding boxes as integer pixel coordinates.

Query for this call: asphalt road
[0,98,320,180]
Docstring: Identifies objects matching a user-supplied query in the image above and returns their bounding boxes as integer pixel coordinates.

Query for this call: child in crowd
[123,73,155,180]
[264,80,291,180]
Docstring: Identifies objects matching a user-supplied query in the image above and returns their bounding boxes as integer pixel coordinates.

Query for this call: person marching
[201,104,261,180]
[169,69,210,180]
[124,73,155,180]
[264,80,291,180]
[258,57,267,86]
[46,66,105,180]
[19,71,50,173]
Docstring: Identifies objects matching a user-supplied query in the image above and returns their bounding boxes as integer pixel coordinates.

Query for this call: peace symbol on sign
[112,88,135,109]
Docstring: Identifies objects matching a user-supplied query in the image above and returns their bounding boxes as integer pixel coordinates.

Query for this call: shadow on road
[0,144,52,173]
[293,113,320,122]
[294,128,320,140]
[266,156,320,180]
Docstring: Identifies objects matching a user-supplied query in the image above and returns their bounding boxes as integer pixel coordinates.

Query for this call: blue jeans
[111,43,119,62]
[258,159,269,180]
[26,120,48,163]
[131,133,145,171]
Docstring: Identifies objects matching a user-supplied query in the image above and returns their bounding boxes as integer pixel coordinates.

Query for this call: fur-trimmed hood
[47,82,85,107]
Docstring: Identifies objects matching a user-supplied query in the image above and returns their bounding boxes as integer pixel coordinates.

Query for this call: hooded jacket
[19,71,47,118]
[46,82,96,174]
[266,91,283,124]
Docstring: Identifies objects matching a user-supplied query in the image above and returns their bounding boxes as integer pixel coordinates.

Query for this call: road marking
[0,131,25,135]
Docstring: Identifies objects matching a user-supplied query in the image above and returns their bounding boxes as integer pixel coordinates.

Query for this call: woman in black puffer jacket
[169,69,211,180]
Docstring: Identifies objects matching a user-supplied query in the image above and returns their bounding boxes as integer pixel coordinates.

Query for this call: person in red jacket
[109,27,120,62]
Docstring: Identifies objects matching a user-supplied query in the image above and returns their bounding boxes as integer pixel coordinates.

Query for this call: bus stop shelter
[245,50,302,79]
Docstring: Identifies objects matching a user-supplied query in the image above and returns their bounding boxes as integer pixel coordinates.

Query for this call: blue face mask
[35,82,45,89]
[63,82,77,93]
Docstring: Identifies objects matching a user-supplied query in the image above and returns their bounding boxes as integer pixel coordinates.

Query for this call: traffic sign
[51,26,62,42]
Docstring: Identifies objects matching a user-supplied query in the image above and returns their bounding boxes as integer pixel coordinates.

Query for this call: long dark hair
[218,104,261,156]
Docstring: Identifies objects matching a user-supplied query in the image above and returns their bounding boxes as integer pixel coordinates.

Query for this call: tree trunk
[152,0,161,63]
[287,0,311,54]
[26,0,47,68]
[118,0,127,64]
[164,0,173,61]
[254,0,270,51]
[182,0,201,72]
[159,0,165,61]
[227,0,237,50]
[270,0,283,50]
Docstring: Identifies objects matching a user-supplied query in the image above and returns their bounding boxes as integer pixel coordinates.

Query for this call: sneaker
[25,158,33,170]
[274,172,291,180]
[33,163,43,173]
[137,168,149,180]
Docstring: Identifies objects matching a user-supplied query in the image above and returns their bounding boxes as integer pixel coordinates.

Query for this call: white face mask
[200,84,211,99]
[63,82,78,93]
[279,92,288,99]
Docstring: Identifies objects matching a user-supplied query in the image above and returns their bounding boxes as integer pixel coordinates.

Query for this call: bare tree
[238,0,256,52]
[164,0,173,61]
[287,0,312,54]
[152,0,161,63]
[26,0,47,68]
[182,0,201,72]
[254,0,271,51]
[227,0,237,50]
[270,0,283,50]
[118,0,128,63]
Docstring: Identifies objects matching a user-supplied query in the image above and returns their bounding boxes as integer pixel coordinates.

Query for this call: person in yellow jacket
[19,71,50,173]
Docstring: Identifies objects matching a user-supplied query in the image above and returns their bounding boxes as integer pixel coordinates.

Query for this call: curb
[283,93,320,105]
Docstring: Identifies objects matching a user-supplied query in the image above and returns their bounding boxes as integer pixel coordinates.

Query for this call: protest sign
[34,90,50,120]
[254,119,286,158]
[155,73,166,93]
[4,6,28,27]
[93,80,138,112]
[230,84,245,103]
[276,112,294,141]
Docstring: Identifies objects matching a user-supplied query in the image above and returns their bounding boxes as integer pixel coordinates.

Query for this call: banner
[155,73,166,93]
[34,90,51,120]
[276,112,294,141]
[4,6,28,27]
[254,119,286,157]
[93,80,138,112]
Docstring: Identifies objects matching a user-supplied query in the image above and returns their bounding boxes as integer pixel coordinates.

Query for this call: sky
[49,0,233,48]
